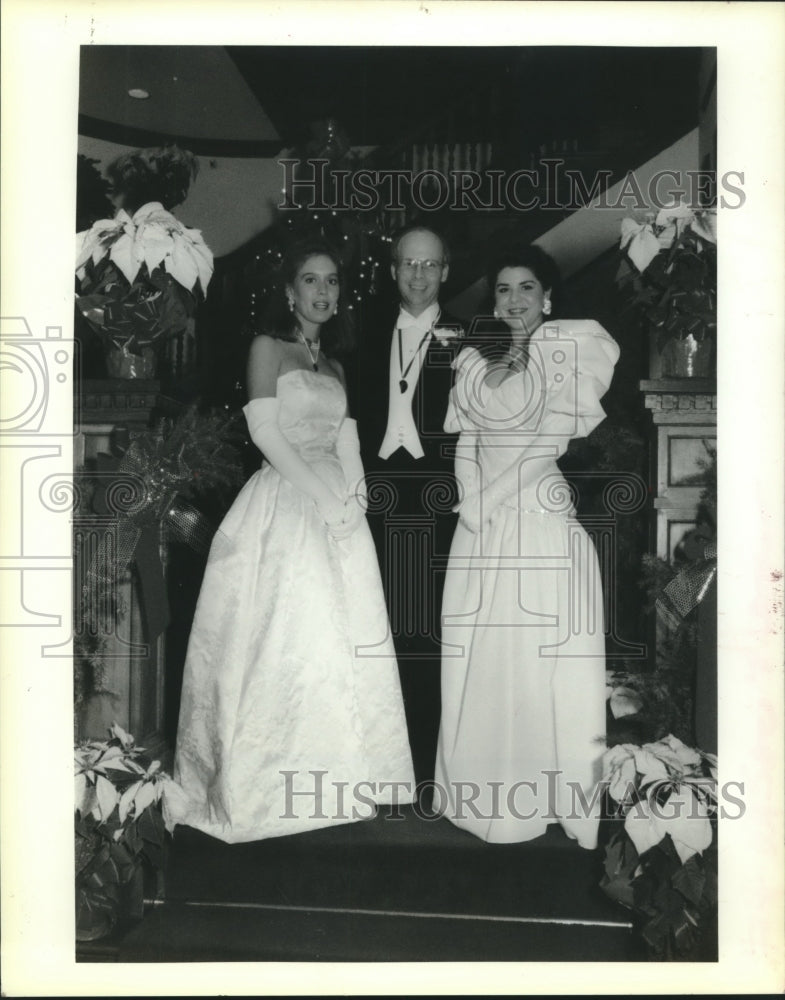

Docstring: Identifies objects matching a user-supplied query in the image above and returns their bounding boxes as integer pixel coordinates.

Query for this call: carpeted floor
[85,807,646,963]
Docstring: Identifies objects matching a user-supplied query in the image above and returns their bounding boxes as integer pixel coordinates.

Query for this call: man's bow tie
[397,313,433,334]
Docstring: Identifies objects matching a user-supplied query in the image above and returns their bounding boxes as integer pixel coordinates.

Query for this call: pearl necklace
[297,329,320,371]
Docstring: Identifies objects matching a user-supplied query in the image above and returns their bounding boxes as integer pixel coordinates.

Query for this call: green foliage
[619,221,717,352]
[127,404,246,504]
[601,738,718,960]
[610,623,698,746]
[74,725,171,941]
[603,826,718,960]
[611,446,718,745]
[73,406,245,708]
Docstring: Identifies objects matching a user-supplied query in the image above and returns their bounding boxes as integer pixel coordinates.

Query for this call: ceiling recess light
[127,88,150,100]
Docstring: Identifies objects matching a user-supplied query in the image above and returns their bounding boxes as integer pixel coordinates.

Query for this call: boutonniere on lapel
[432,323,463,347]
[398,317,463,393]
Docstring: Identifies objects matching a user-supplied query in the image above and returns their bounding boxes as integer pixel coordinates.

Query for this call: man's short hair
[390,224,451,266]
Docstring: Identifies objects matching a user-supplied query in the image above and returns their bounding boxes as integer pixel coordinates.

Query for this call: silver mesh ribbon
[164,499,214,555]
[656,554,717,631]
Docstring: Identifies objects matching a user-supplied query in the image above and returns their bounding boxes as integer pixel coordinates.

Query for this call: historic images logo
[279,159,745,214]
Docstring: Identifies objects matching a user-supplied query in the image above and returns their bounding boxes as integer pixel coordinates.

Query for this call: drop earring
[287,296,295,313]
[493,308,500,319]
[542,299,552,316]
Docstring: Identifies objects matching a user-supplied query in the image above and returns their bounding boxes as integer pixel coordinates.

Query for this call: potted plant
[600,734,718,960]
[75,145,214,379]
[74,723,185,941]
[619,202,716,378]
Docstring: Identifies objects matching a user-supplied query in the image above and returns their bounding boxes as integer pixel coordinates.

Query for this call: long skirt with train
[434,326,619,847]
[435,503,607,847]
[170,370,415,843]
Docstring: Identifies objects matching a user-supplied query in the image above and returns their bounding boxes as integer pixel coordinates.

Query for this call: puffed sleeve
[444,345,484,433]
[462,321,619,525]
[444,346,484,503]
[536,319,619,441]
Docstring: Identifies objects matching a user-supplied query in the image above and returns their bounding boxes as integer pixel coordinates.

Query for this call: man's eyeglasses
[396,258,445,273]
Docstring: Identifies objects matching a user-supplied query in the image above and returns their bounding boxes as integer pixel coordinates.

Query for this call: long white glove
[243,396,348,529]
[333,417,367,538]
[456,418,572,532]
[453,431,481,506]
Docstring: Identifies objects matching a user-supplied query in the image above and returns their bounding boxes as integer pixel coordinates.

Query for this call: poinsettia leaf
[631,869,657,914]
[108,840,133,867]
[109,721,134,748]
[137,801,165,845]
[672,856,706,906]
[88,854,120,889]
[669,902,700,955]
[132,780,158,816]
[600,873,636,909]
[74,773,89,813]
[702,857,718,905]
[158,282,191,335]
[139,225,174,276]
[624,799,666,856]
[118,781,142,823]
[620,217,644,249]
[603,835,625,879]
[167,236,199,291]
[652,881,690,925]
[641,912,670,954]
[142,840,164,870]
[188,234,214,293]
[109,234,140,285]
[600,837,638,909]
[124,820,141,856]
[98,811,123,841]
[94,774,119,821]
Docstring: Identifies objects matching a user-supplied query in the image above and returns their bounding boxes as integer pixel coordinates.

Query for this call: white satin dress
[434,321,619,847]
[171,370,415,843]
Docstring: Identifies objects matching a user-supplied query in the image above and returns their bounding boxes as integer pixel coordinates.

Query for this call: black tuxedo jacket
[354,299,465,480]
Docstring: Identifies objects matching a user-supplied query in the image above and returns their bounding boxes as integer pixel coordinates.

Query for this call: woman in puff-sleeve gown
[434,245,619,848]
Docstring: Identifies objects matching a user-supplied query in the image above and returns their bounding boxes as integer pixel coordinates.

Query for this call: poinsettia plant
[600,735,718,959]
[75,200,214,362]
[74,723,184,941]
[619,203,717,353]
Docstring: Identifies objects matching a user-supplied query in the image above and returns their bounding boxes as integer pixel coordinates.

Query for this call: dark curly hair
[485,243,560,306]
[468,242,562,359]
[107,144,199,214]
[259,238,355,357]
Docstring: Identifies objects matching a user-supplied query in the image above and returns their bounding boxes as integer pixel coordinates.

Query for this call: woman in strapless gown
[169,241,415,844]
[434,245,619,848]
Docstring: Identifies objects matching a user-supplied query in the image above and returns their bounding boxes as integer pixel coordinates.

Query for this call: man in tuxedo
[356,225,463,796]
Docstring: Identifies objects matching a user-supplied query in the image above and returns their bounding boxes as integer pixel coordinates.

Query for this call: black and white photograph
[1,2,783,995]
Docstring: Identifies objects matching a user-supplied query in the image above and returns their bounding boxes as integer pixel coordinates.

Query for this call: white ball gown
[170,369,415,843]
[434,321,619,848]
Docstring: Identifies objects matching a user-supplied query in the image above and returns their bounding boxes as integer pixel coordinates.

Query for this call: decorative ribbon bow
[656,539,717,632]
[88,451,215,641]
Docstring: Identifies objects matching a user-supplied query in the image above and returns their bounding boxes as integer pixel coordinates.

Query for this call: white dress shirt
[378,302,441,460]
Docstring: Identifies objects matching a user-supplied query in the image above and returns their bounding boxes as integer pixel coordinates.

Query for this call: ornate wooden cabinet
[640,379,716,562]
